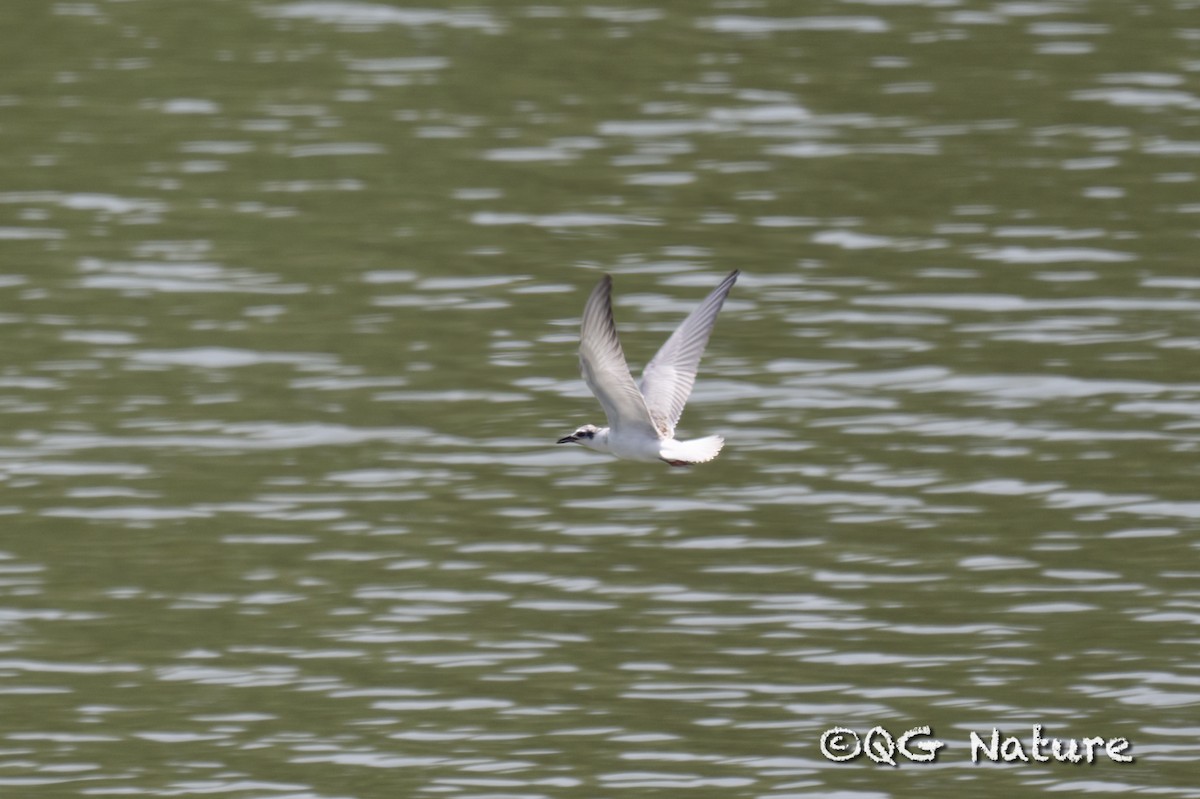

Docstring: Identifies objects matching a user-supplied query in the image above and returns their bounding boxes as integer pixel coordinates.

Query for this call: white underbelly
[608,432,665,462]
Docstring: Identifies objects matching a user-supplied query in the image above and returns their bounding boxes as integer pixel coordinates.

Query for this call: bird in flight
[557,270,740,466]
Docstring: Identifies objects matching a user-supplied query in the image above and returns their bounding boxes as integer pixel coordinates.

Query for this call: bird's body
[557,270,740,467]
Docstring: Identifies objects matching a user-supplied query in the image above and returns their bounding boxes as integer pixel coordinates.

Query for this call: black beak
[556,435,576,444]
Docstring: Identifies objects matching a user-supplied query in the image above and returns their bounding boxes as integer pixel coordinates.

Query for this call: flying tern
[557,270,740,466]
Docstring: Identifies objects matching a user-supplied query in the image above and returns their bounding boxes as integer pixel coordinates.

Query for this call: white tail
[661,435,725,465]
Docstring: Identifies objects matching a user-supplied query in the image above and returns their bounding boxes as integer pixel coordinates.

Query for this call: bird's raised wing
[579,274,661,439]
[639,270,740,437]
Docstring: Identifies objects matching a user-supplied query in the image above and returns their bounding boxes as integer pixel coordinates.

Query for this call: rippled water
[2,1,1198,797]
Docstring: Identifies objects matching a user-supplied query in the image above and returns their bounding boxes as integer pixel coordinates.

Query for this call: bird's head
[557,424,601,447]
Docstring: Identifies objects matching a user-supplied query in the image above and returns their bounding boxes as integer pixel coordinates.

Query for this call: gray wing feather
[639,270,739,437]
[579,275,661,439]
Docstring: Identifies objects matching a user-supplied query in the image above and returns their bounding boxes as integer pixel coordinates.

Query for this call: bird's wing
[639,270,740,437]
[579,274,661,439]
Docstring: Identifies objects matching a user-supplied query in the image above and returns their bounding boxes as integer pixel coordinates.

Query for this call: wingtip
[584,273,613,309]
[590,273,614,300]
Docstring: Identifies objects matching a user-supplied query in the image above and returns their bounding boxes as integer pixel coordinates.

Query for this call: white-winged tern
[557,270,740,466]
